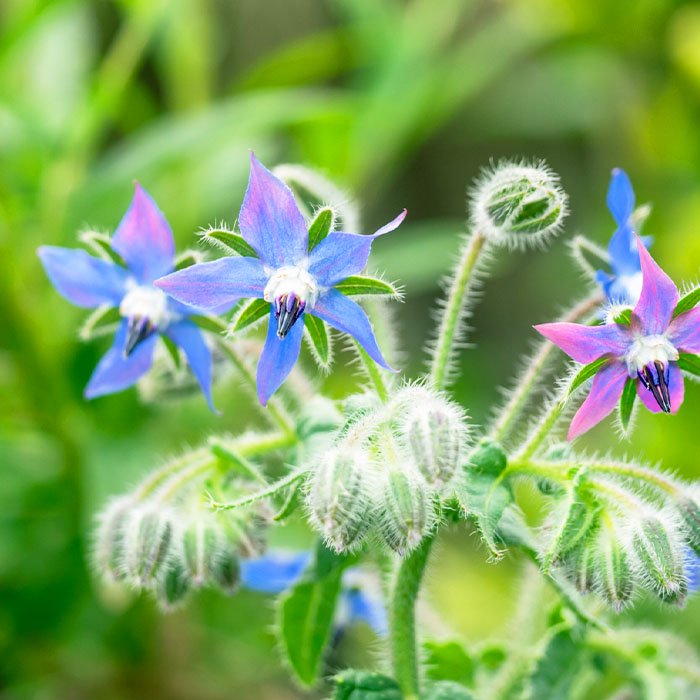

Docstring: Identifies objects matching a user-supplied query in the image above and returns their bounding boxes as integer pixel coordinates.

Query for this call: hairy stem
[514,393,566,461]
[429,231,487,390]
[390,536,433,700]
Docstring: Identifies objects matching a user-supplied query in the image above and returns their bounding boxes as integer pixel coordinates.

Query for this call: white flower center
[119,283,171,328]
[263,266,319,308]
[625,334,678,375]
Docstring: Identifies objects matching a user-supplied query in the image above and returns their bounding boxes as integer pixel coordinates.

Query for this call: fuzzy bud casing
[211,547,241,595]
[181,516,224,588]
[94,496,134,581]
[121,504,175,586]
[306,446,374,552]
[157,561,191,610]
[471,161,568,249]
[596,523,634,612]
[678,495,700,555]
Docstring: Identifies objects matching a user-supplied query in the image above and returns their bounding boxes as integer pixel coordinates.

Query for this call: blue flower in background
[156,154,406,406]
[38,185,219,410]
[241,551,387,636]
[595,168,652,305]
[687,551,700,594]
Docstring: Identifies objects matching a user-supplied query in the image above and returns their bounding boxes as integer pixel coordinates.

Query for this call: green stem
[429,231,487,390]
[514,395,566,461]
[356,342,389,402]
[209,467,308,511]
[390,536,434,700]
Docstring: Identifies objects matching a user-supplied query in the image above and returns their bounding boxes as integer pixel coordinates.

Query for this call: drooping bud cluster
[305,385,469,556]
[470,161,568,249]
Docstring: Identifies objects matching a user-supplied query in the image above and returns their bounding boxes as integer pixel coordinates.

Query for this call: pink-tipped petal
[632,236,679,335]
[668,307,700,354]
[636,362,684,415]
[534,322,630,364]
[567,361,629,440]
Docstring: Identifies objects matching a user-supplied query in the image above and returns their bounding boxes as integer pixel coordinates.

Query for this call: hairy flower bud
[306,447,374,552]
[122,504,175,586]
[211,546,241,595]
[678,495,700,556]
[563,543,598,594]
[157,561,191,610]
[471,161,568,249]
[94,496,134,581]
[596,523,634,611]
[379,466,436,556]
[181,516,224,588]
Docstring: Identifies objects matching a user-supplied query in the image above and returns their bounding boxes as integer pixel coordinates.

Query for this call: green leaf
[424,640,474,687]
[304,314,332,369]
[678,352,700,377]
[277,542,353,686]
[673,287,700,317]
[200,228,258,257]
[612,307,632,325]
[191,315,228,334]
[567,357,609,397]
[332,670,402,700]
[528,630,583,700]
[335,275,401,298]
[619,378,637,433]
[79,304,121,340]
[308,207,334,250]
[233,298,270,332]
[79,231,126,266]
[423,681,477,700]
[174,250,201,270]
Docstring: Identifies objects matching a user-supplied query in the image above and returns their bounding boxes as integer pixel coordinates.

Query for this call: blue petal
[238,154,308,268]
[111,184,176,283]
[308,209,406,288]
[84,320,156,398]
[241,551,311,594]
[687,549,700,594]
[165,320,217,412]
[256,308,305,405]
[156,257,267,311]
[38,246,128,308]
[608,225,640,277]
[344,588,388,636]
[606,168,635,227]
[311,290,393,370]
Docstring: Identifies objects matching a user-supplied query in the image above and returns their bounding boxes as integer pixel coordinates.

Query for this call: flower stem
[514,393,566,461]
[356,342,389,402]
[390,535,433,700]
[429,231,487,390]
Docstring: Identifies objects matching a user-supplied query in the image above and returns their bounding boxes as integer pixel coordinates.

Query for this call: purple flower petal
[111,183,176,283]
[165,320,217,412]
[38,246,128,308]
[632,236,679,335]
[256,309,304,405]
[606,168,635,226]
[155,257,267,311]
[534,322,630,364]
[308,209,407,288]
[84,320,156,398]
[312,289,393,370]
[668,307,700,354]
[239,154,308,268]
[568,361,628,440]
[636,362,684,414]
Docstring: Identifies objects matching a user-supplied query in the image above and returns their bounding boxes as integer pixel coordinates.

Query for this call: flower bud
[94,496,134,581]
[121,504,175,586]
[157,561,190,610]
[181,516,224,588]
[596,523,634,611]
[630,515,687,604]
[379,466,436,556]
[678,495,700,555]
[306,447,375,552]
[563,543,598,594]
[211,547,241,595]
[471,161,568,249]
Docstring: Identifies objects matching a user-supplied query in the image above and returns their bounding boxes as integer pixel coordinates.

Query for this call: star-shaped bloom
[38,185,219,409]
[240,550,387,636]
[595,168,652,305]
[536,236,700,439]
[156,154,405,405]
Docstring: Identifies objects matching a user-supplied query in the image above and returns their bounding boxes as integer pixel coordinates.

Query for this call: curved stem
[514,394,566,461]
[429,231,487,390]
[390,536,434,700]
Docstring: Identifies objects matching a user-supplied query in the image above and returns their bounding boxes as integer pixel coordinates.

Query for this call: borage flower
[536,236,700,439]
[156,154,405,405]
[595,168,652,305]
[38,185,219,409]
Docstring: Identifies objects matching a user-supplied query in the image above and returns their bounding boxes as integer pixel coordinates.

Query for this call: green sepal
[308,207,334,250]
[277,542,355,686]
[567,357,609,397]
[304,314,332,369]
[331,670,402,700]
[335,275,401,298]
[424,640,474,687]
[191,314,228,334]
[233,298,270,332]
[174,250,201,270]
[612,307,632,325]
[678,352,700,377]
[79,230,126,266]
[161,334,182,369]
[673,286,700,317]
[618,378,636,434]
[79,304,121,340]
[423,681,477,700]
[200,228,258,258]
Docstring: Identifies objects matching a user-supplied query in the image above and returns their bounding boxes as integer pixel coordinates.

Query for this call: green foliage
[304,314,332,369]
[233,298,270,332]
[528,629,582,700]
[331,670,402,700]
[335,276,402,298]
[202,228,259,257]
[308,207,334,250]
[424,640,474,687]
[619,378,637,433]
[673,286,700,317]
[567,357,609,397]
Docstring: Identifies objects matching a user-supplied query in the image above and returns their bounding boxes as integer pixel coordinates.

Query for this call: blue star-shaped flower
[38,185,220,410]
[595,168,652,305]
[156,154,406,405]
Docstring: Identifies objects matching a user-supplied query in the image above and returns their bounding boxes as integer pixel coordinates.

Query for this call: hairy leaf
[335,275,401,297]
[308,207,334,250]
[567,357,609,397]
[233,298,270,332]
[619,378,637,434]
[332,670,402,700]
[424,640,474,687]
[201,228,258,257]
[528,630,583,700]
[304,314,332,369]
[678,352,700,378]
[673,287,700,318]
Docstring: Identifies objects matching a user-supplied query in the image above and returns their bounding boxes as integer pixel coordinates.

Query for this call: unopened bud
[471,161,568,249]
[94,496,134,581]
[211,547,241,595]
[678,495,700,555]
[157,562,190,610]
[306,447,374,552]
[467,439,507,477]
[563,543,598,594]
[596,523,634,612]
[379,466,436,556]
[631,515,687,605]
[181,517,224,588]
[542,498,600,570]
[122,504,175,586]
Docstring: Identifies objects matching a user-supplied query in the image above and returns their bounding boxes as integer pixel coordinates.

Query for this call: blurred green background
[3,0,700,697]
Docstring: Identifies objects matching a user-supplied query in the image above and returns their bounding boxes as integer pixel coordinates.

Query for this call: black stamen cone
[275,293,305,339]
[640,363,671,413]
[124,316,156,356]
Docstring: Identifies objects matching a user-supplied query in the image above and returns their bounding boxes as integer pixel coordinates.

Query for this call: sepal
[199,226,258,258]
